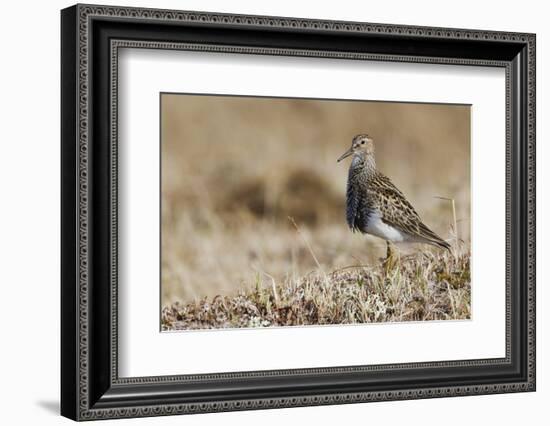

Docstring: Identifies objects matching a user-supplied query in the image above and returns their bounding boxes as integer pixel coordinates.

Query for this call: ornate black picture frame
[61,4,536,421]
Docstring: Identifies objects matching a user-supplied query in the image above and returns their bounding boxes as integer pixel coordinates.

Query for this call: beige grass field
[160,94,471,329]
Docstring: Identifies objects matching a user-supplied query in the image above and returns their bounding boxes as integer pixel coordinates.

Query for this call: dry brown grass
[162,248,470,330]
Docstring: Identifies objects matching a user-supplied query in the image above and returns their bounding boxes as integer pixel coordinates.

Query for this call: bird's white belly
[365,211,409,242]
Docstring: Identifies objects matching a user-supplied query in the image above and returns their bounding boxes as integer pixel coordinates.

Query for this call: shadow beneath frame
[36,400,59,416]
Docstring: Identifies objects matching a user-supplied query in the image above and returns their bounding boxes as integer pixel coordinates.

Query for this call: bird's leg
[386,241,393,259]
[383,241,399,273]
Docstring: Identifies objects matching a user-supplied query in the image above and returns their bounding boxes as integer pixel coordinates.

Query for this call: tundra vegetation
[160,95,471,330]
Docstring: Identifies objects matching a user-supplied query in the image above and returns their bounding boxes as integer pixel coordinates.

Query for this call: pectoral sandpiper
[337,134,450,261]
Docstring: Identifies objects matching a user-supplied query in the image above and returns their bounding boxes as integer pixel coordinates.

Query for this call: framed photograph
[61,4,536,421]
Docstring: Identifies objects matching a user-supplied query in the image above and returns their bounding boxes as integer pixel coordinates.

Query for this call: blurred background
[161,94,470,305]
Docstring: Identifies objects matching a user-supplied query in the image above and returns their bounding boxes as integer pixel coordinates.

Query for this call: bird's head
[337,134,375,162]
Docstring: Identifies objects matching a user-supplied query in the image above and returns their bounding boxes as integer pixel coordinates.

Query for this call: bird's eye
[361,141,365,145]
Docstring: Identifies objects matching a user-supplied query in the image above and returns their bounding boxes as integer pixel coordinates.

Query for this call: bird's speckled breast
[345,165,373,233]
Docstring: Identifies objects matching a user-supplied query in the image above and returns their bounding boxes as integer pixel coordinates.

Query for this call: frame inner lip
[109,38,512,384]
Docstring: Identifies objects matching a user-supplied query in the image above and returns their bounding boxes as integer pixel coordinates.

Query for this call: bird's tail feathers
[418,223,452,251]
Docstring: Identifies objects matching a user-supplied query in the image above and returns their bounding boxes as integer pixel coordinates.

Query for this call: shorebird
[337,134,450,262]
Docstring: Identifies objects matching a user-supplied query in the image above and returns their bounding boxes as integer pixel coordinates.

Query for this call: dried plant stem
[329,264,374,276]
[435,196,459,255]
[288,216,329,285]
[258,269,280,307]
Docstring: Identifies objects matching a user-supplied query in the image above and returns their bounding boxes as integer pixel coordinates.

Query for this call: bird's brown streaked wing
[368,173,422,227]
[369,173,450,249]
